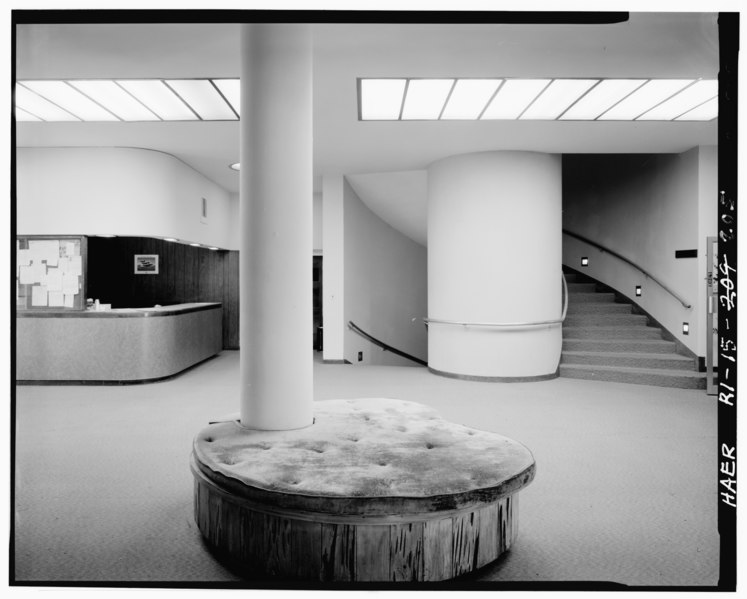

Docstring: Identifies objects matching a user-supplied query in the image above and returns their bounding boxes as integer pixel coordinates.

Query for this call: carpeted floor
[12,350,719,589]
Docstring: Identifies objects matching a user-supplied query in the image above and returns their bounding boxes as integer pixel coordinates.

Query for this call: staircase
[560,270,706,390]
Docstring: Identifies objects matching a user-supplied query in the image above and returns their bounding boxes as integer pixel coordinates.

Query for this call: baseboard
[429,366,559,383]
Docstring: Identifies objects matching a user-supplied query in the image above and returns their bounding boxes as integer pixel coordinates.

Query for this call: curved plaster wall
[427,151,562,379]
[16,147,239,250]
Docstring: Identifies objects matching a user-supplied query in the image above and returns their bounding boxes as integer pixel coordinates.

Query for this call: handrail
[425,270,569,330]
[347,321,427,366]
[563,228,691,309]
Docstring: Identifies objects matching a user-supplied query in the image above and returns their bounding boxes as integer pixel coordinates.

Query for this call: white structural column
[427,151,563,380]
[239,24,313,429]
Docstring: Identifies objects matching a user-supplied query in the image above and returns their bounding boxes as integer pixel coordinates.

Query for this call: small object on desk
[86,298,94,310]
[94,299,100,311]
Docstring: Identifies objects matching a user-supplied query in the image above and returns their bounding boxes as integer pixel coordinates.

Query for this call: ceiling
[15,13,720,244]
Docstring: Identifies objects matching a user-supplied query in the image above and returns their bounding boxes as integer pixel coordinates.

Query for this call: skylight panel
[597,79,694,120]
[117,80,199,120]
[360,79,407,120]
[636,79,718,120]
[520,79,598,120]
[481,79,550,119]
[559,79,646,120]
[675,96,718,121]
[165,79,238,120]
[401,79,454,120]
[15,84,80,121]
[213,79,241,116]
[440,79,502,120]
[68,80,160,121]
[21,80,119,121]
[14,107,43,121]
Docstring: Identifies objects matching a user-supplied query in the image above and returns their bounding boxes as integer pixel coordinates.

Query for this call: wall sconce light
[581,257,589,267]
[682,322,689,335]
[635,285,642,297]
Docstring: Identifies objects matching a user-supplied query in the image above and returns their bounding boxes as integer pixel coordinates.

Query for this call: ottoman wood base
[191,398,535,582]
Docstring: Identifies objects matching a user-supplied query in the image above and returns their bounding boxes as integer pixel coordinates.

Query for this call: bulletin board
[16,235,87,311]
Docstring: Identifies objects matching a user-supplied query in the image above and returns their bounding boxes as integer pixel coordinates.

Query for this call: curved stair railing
[563,228,691,309]
[425,270,569,330]
[348,321,427,366]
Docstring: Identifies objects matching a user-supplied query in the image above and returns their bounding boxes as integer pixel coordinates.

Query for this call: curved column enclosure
[427,151,562,380]
[239,24,314,430]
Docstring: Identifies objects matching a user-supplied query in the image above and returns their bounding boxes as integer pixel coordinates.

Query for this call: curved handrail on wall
[425,270,569,330]
[348,321,428,366]
[563,228,692,309]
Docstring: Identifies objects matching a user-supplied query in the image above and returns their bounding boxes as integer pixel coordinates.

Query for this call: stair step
[566,302,632,314]
[563,338,676,353]
[566,282,598,293]
[559,363,706,390]
[561,350,695,371]
[568,291,617,303]
[564,313,648,327]
[563,326,663,340]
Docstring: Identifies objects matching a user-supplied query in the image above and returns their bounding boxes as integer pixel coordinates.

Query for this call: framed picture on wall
[134,254,159,274]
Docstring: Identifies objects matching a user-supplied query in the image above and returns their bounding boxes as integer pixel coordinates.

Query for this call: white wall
[313,191,323,254]
[16,147,239,250]
[343,178,427,366]
[562,148,717,357]
[322,175,345,361]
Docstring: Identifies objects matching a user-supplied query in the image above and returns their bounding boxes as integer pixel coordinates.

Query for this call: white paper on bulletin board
[45,267,63,292]
[17,249,31,266]
[63,294,75,308]
[31,285,48,306]
[28,240,60,263]
[19,265,34,285]
[68,255,82,276]
[62,274,79,295]
[48,291,65,307]
[32,262,47,284]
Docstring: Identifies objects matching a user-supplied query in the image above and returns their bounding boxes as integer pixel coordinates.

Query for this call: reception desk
[17,303,223,383]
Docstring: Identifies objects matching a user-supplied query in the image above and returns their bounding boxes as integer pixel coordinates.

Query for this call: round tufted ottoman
[191,398,535,582]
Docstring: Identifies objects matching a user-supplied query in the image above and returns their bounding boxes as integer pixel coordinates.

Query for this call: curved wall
[16,147,239,250]
[427,151,562,379]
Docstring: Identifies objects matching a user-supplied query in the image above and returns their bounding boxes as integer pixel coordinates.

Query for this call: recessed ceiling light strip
[442,79,503,120]
[515,79,553,120]
[23,80,120,121]
[637,79,718,120]
[481,79,551,119]
[113,81,164,121]
[555,79,603,120]
[63,81,124,121]
[558,79,647,120]
[16,83,81,121]
[436,79,458,120]
[166,79,238,120]
[674,96,718,121]
[14,107,43,121]
[475,79,506,120]
[397,79,410,120]
[631,79,700,120]
[162,80,203,120]
[117,80,199,120]
[597,79,694,120]
[70,80,161,121]
[402,78,454,120]
[521,79,598,120]
[212,79,241,118]
[359,78,407,120]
